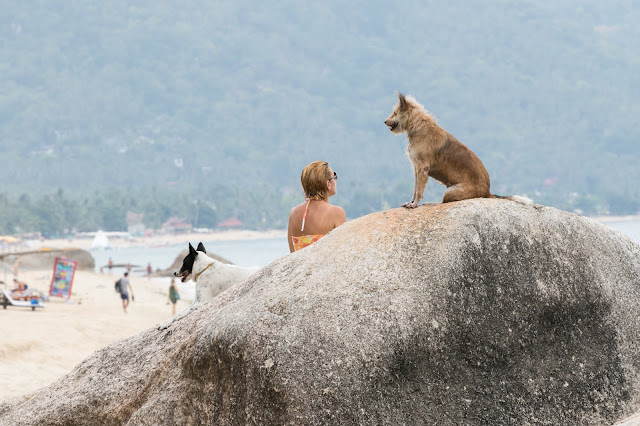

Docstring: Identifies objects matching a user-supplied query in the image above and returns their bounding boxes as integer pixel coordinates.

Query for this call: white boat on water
[90,230,111,249]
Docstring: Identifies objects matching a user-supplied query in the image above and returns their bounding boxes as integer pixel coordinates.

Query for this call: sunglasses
[328,171,338,181]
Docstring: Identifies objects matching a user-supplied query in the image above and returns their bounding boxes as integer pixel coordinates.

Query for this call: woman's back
[288,200,345,252]
[287,161,346,252]
[289,200,342,236]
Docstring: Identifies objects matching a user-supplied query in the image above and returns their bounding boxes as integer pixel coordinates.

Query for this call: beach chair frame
[1,289,45,311]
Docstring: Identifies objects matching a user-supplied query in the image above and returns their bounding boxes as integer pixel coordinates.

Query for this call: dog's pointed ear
[197,242,206,253]
[189,243,197,255]
[397,92,408,110]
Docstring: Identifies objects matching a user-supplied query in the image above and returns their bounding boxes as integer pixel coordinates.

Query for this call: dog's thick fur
[158,242,259,329]
[385,93,526,208]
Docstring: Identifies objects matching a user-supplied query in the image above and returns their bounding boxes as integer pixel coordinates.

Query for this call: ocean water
[601,220,640,244]
[90,220,640,276]
[91,238,291,301]
[91,238,290,276]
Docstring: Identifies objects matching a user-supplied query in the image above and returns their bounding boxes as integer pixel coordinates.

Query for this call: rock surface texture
[2,199,640,425]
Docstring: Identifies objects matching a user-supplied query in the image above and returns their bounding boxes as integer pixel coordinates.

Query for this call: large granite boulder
[2,199,640,425]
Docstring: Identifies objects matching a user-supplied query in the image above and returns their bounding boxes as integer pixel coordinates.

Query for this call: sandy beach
[0,268,194,401]
[0,229,286,402]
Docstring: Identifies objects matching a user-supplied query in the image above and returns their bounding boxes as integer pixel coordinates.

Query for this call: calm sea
[91,220,640,276]
[91,238,290,276]
[602,220,640,244]
[91,238,290,300]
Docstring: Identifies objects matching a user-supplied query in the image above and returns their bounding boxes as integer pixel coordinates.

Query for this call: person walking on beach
[107,257,113,274]
[117,272,134,314]
[168,278,180,316]
[12,260,21,277]
[287,161,346,252]
[146,262,153,280]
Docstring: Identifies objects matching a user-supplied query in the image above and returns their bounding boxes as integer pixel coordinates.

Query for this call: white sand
[0,268,194,401]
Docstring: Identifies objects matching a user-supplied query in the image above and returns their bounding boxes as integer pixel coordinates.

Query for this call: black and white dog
[158,242,259,329]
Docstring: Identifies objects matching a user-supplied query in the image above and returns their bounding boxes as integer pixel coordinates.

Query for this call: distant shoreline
[4,211,640,253]
[38,229,288,251]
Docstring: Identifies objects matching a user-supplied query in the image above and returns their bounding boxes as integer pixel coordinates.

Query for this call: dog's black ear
[197,242,206,253]
[397,92,408,110]
[189,243,197,255]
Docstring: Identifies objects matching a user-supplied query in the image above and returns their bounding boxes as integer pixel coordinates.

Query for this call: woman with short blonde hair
[288,161,346,252]
[301,161,333,201]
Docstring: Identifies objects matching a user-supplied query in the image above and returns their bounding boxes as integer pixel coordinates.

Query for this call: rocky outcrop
[2,199,640,425]
[3,248,95,271]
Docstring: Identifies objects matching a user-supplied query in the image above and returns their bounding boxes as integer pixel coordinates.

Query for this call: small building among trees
[126,212,146,237]
[162,217,192,234]
[217,218,244,230]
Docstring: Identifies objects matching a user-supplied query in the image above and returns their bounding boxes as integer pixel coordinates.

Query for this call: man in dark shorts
[118,272,134,313]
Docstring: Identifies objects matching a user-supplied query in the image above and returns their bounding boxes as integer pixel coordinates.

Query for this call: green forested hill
[1,1,639,233]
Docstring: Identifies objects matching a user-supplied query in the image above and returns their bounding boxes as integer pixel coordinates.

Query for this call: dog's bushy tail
[491,194,533,205]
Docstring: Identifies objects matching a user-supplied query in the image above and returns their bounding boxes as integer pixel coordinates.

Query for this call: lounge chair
[1,289,45,311]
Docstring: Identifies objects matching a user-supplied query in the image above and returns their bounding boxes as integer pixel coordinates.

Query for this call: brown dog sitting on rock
[385,92,528,208]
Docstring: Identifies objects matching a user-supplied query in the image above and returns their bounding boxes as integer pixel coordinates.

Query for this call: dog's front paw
[402,202,419,209]
[158,318,174,330]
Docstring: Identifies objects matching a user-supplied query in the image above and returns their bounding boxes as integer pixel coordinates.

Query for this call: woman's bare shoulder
[329,204,347,221]
[290,202,307,215]
[328,203,345,212]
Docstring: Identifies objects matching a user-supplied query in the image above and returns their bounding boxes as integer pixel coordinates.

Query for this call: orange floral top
[292,234,324,251]
[292,198,325,251]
